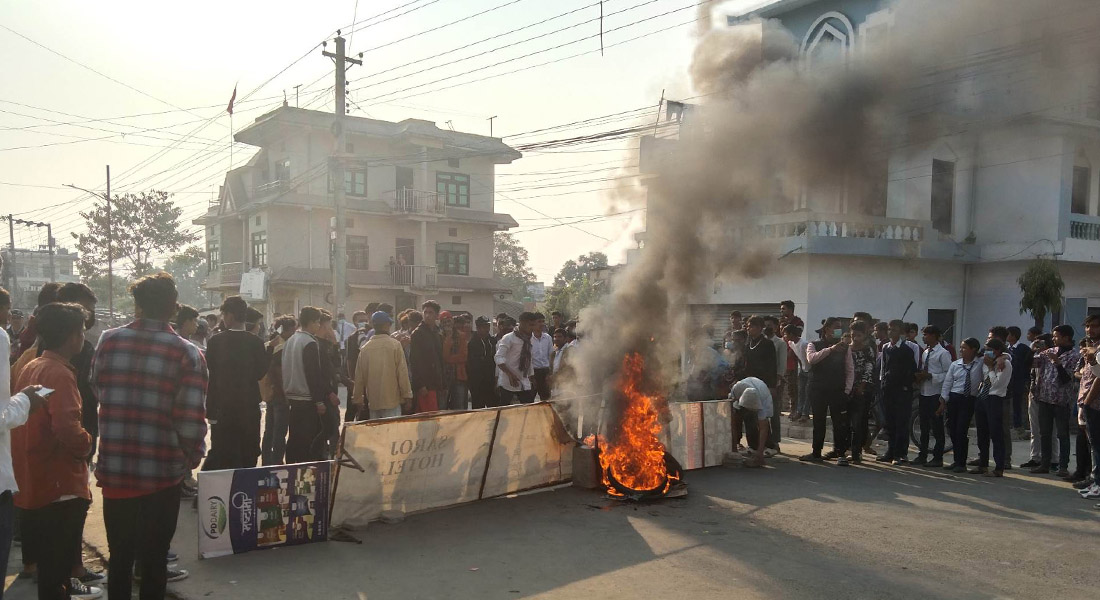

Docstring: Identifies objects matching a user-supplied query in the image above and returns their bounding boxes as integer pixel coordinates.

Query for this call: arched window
[800,11,856,67]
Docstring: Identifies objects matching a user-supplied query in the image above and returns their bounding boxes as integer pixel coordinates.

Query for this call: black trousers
[947,393,975,467]
[810,385,850,455]
[286,400,325,464]
[533,367,552,401]
[1074,422,1093,478]
[24,497,89,600]
[848,391,870,456]
[105,485,181,600]
[203,415,260,471]
[499,387,537,405]
[1037,401,1071,470]
[469,379,495,409]
[918,394,945,460]
[884,386,913,459]
[976,394,1006,470]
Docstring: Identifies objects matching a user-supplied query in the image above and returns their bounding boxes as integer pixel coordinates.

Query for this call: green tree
[163,245,209,308]
[552,252,608,288]
[543,252,611,317]
[1018,258,1064,328]
[72,190,198,281]
[493,232,535,299]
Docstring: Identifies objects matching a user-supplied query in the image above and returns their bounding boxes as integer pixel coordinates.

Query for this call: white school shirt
[0,329,32,495]
[919,344,953,397]
[494,332,534,392]
[983,358,1013,398]
[788,338,810,373]
[530,331,553,369]
[941,359,984,399]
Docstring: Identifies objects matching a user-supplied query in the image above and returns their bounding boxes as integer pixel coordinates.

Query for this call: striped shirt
[93,319,208,496]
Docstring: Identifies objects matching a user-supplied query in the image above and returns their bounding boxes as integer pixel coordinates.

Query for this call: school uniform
[940,358,983,468]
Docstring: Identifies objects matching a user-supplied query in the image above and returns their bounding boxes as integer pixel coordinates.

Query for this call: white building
[1,246,78,309]
[635,0,1100,345]
[196,106,521,320]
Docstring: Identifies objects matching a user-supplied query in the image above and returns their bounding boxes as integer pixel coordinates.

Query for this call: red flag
[226,84,237,115]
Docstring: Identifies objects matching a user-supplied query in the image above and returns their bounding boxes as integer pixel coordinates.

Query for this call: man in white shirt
[495,312,538,405]
[530,313,554,401]
[914,325,953,467]
[940,337,984,473]
[730,378,773,468]
[975,337,1012,476]
[0,284,44,579]
[784,324,810,422]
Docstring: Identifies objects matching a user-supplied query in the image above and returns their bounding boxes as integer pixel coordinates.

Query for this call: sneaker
[1073,477,1095,490]
[850,454,863,464]
[78,570,107,585]
[763,448,778,458]
[968,467,988,475]
[910,455,927,466]
[925,458,944,468]
[1029,465,1051,474]
[875,454,893,463]
[798,453,823,462]
[836,456,850,467]
[1080,484,1100,499]
[944,462,956,470]
[1020,460,1040,469]
[1055,468,1070,478]
[822,450,839,461]
[167,569,189,583]
[967,458,980,466]
[69,579,103,599]
[891,459,904,466]
[894,456,909,465]
[952,465,967,473]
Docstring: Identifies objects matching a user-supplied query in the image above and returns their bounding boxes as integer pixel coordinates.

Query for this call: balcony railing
[1070,217,1100,241]
[751,212,925,242]
[389,264,438,290]
[206,261,243,288]
[381,188,446,217]
[253,179,289,197]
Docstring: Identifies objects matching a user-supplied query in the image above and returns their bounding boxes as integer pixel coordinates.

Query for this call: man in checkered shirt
[93,272,208,599]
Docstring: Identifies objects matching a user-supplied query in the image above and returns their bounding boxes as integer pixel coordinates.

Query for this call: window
[255,215,262,226]
[436,172,469,207]
[452,295,462,305]
[41,265,51,278]
[275,159,290,182]
[251,232,267,267]
[208,241,220,272]
[345,218,355,229]
[448,227,458,237]
[347,235,369,270]
[1072,165,1091,215]
[346,170,366,197]
[931,159,955,235]
[436,242,469,275]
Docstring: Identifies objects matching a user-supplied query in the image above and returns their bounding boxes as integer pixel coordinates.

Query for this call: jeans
[884,386,912,459]
[0,492,12,600]
[532,368,552,401]
[1084,405,1100,483]
[286,400,324,464]
[448,381,469,411]
[848,390,870,456]
[262,401,289,466]
[947,393,975,467]
[796,371,811,416]
[369,407,402,419]
[810,385,850,455]
[1037,401,1071,470]
[25,497,89,600]
[1028,393,1043,462]
[1011,385,1026,428]
[976,394,1006,470]
[105,485,181,600]
[499,387,537,405]
[918,394,945,460]
[203,411,261,471]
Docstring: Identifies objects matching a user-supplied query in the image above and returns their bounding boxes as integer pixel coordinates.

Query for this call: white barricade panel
[664,400,734,470]
[480,403,575,499]
[331,410,498,529]
[701,400,733,467]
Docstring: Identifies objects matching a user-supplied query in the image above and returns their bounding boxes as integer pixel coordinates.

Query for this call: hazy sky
[0,0,752,282]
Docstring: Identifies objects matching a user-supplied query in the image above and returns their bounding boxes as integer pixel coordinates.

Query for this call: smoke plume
[557,0,1100,436]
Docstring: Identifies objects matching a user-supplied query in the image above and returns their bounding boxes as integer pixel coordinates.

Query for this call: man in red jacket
[12,302,96,600]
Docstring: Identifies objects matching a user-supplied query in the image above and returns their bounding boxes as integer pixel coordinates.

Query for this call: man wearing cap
[729,377,773,468]
[351,311,413,420]
[5,309,25,356]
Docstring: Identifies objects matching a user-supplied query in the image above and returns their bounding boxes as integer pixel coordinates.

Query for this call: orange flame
[598,353,675,496]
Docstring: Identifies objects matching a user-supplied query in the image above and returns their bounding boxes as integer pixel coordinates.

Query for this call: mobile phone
[37,387,54,397]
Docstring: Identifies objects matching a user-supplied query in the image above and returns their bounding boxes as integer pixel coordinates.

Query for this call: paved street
[6,437,1097,600]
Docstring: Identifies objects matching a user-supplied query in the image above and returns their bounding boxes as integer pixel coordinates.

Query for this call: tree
[543,252,611,317]
[552,252,608,288]
[163,246,209,308]
[72,190,198,281]
[1018,258,1064,328]
[493,232,535,299]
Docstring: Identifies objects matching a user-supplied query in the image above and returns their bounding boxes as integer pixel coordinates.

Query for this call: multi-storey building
[196,106,521,319]
[1,246,78,309]
[635,0,1100,344]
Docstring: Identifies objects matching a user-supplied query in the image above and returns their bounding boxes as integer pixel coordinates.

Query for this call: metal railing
[206,261,244,287]
[389,264,438,290]
[751,212,925,241]
[253,179,289,197]
[381,188,447,216]
[1070,217,1100,241]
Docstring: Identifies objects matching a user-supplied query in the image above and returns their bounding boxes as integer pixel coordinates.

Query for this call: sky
[0,0,756,283]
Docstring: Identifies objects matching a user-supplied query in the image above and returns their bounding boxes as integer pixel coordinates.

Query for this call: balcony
[381,188,446,217]
[752,212,925,241]
[253,179,290,197]
[204,261,243,289]
[389,264,438,290]
[1070,215,1100,241]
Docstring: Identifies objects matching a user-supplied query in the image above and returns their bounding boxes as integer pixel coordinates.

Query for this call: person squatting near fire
[729,377,773,468]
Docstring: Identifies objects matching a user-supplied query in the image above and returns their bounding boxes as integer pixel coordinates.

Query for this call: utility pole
[488,115,497,137]
[3,216,51,301]
[64,165,112,324]
[6,215,15,302]
[294,84,301,108]
[322,33,362,316]
[46,223,54,282]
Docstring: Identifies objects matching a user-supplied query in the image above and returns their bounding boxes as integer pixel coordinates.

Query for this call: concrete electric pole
[322,33,362,316]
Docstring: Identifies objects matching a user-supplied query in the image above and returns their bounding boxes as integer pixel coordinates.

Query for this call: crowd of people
[0,266,585,599]
[711,302,1100,507]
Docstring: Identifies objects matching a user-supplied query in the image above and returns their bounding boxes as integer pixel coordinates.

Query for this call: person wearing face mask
[973,338,1013,476]
[940,338,983,473]
[799,317,854,465]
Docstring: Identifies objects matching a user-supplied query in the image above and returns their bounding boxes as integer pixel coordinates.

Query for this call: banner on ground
[663,400,733,470]
[331,402,574,530]
[198,461,331,559]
